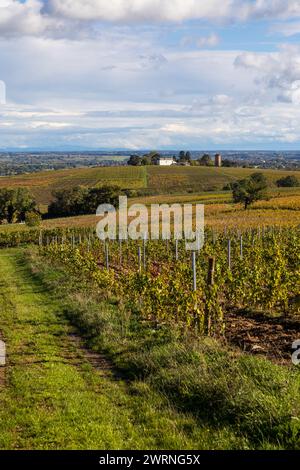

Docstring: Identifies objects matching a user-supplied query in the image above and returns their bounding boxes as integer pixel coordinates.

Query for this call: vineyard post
[143,235,146,270]
[192,251,197,291]
[119,239,122,266]
[105,243,109,270]
[227,239,231,270]
[205,257,216,334]
[39,230,42,247]
[138,246,142,273]
[175,239,179,261]
[208,257,215,286]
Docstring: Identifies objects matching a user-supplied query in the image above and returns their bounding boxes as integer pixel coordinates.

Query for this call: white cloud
[2,2,300,148]
[48,0,300,24]
[2,1,300,39]
[0,0,49,37]
[235,45,300,104]
[272,21,300,36]
[196,33,220,48]
[48,0,236,23]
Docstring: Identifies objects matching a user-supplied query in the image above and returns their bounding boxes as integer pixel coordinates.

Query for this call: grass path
[0,248,238,450]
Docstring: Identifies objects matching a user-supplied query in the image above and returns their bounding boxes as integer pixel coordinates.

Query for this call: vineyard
[0,204,300,450]
[39,226,300,336]
[0,165,297,206]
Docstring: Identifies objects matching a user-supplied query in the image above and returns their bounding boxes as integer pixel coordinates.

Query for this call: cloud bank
[1,1,300,148]
[2,1,300,38]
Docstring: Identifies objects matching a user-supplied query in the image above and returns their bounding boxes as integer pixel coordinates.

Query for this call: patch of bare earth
[225,310,300,364]
[67,333,125,380]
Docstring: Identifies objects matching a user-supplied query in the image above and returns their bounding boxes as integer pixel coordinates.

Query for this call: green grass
[15,248,300,450]
[0,248,250,450]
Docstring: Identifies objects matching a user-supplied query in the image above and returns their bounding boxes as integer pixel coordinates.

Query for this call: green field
[0,165,298,206]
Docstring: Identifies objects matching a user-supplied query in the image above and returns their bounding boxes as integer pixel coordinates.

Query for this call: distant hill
[0,165,297,207]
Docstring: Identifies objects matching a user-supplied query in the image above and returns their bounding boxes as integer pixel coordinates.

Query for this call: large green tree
[0,188,37,223]
[48,185,121,218]
[48,186,88,218]
[232,173,268,210]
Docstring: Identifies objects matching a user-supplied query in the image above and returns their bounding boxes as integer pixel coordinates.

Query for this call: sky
[2,1,300,150]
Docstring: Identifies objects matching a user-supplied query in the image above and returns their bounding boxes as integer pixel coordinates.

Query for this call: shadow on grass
[20,248,300,450]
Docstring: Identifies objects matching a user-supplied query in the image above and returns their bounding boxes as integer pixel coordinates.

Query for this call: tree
[84,186,121,214]
[127,155,141,166]
[222,159,238,167]
[178,151,186,162]
[128,151,160,166]
[48,186,88,218]
[0,188,37,223]
[185,151,192,162]
[198,154,213,166]
[48,185,121,218]
[178,151,192,163]
[250,172,268,185]
[276,175,299,187]
[232,173,268,210]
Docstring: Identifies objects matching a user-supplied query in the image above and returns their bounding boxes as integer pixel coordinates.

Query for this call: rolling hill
[0,165,297,206]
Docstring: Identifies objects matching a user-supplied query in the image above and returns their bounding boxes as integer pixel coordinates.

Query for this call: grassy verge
[0,248,250,450]
[26,248,300,450]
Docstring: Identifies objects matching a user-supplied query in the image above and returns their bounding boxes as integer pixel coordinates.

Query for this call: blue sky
[1,1,300,150]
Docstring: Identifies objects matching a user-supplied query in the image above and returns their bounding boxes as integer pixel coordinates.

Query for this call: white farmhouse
[155,157,175,166]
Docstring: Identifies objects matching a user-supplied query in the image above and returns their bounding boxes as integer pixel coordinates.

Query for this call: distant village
[0,150,299,176]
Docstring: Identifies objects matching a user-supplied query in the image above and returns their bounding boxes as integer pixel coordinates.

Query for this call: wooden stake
[208,257,215,286]
[227,239,231,270]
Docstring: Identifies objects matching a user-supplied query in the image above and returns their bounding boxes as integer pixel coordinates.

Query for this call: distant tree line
[0,185,124,224]
[127,150,239,167]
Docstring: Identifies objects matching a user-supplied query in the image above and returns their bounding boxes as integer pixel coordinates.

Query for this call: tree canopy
[232,173,268,210]
[0,188,37,224]
[48,185,121,218]
[198,154,213,166]
[276,175,299,187]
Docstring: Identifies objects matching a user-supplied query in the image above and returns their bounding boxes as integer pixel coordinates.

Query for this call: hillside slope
[0,165,297,205]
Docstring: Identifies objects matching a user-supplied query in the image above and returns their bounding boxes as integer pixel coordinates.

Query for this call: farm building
[155,157,175,166]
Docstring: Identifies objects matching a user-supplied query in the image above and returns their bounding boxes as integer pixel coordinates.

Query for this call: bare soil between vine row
[225,310,300,364]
